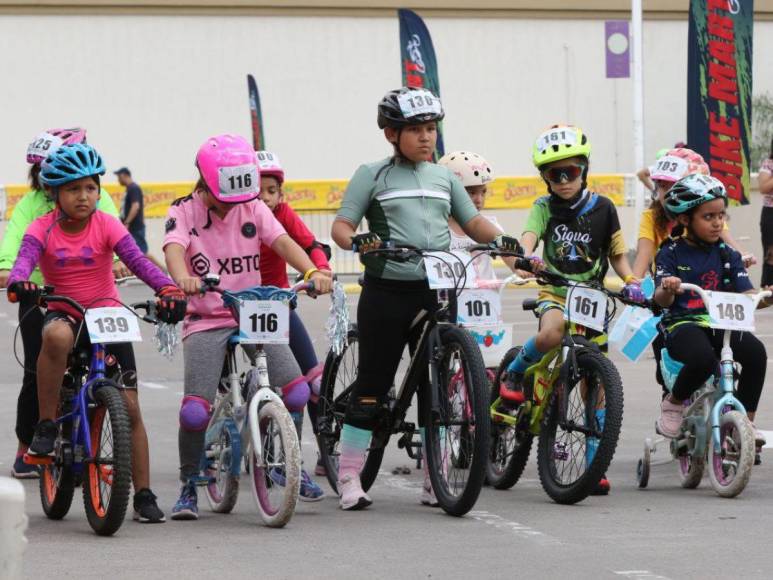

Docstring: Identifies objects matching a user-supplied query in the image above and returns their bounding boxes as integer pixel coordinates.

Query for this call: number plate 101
[239,300,290,344]
[85,307,143,344]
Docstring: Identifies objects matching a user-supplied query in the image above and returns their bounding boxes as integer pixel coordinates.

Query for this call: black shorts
[43,311,138,388]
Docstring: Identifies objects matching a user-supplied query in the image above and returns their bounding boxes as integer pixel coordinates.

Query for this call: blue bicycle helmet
[40,143,105,187]
[663,173,727,219]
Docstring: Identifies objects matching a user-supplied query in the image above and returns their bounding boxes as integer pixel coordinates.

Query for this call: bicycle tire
[424,326,490,517]
[487,347,533,490]
[678,446,705,489]
[249,401,300,527]
[204,418,240,513]
[708,410,755,498]
[83,384,132,536]
[316,329,383,494]
[39,421,75,520]
[537,349,623,505]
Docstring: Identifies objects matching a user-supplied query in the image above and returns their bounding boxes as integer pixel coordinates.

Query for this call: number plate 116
[239,301,290,344]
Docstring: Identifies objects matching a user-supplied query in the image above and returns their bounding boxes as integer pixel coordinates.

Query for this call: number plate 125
[564,286,607,332]
[239,300,290,344]
[85,307,143,344]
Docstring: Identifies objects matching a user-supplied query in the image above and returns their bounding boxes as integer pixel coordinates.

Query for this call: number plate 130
[239,301,290,344]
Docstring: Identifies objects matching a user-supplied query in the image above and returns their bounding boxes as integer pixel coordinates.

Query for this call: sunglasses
[542,164,585,184]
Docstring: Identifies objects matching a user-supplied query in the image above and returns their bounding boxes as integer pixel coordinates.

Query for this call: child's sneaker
[499,371,525,406]
[753,426,766,466]
[656,398,683,438]
[590,475,611,496]
[11,455,40,479]
[28,420,57,457]
[314,457,327,477]
[133,488,166,523]
[420,479,440,507]
[299,470,325,502]
[338,473,371,510]
[269,467,287,487]
[170,481,198,521]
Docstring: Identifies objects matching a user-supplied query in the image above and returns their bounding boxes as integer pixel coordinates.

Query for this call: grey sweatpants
[179,326,302,480]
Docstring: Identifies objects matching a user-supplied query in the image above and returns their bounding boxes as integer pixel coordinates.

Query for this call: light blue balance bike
[637,283,770,498]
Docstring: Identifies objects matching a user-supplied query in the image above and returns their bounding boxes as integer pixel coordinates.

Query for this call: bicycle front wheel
[83,384,132,536]
[249,401,300,528]
[708,410,755,498]
[424,326,490,517]
[537,349,623,505]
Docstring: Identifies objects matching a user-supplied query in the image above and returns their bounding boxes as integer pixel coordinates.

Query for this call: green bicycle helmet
[532,125,591,169]
[663,173,727,219]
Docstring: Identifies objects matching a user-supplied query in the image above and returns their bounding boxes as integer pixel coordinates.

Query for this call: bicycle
[316,244,493,516]
[636,283,770,498]
[197,274,311,527]
[486,263,648,504]
[22,287,162,536]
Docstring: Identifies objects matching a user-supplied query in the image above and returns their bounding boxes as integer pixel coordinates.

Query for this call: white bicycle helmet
[438,151,494,187]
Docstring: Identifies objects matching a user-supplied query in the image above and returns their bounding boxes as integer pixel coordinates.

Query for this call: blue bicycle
[24,288,161,535]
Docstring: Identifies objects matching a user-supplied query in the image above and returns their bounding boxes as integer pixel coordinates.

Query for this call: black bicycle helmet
[377,87,445,129]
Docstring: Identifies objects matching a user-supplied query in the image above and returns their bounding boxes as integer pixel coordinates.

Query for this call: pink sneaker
[338,473,372,511]
[657,398,684,438]
[420,478,440,507]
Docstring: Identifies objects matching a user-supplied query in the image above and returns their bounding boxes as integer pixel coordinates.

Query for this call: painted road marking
[614,571,672,580]
[139,381,168,390]
[468,510,560,545]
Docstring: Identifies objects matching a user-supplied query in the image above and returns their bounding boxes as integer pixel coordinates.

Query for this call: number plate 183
[239,300,290,344]
[85,307,143,344]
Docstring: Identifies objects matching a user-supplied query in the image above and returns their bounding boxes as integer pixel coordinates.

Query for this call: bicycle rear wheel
[204,417,240,513]
[487,347,533,490]
[83,384,132,536]
[316,328,384,494]
[537,349,623,505]
[249,401,300,527]
[39,422,75,520]
[424,326,490,517]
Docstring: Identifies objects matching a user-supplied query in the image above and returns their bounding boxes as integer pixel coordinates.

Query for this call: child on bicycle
[7,143,186,523]
[257,149,331,497]
[653,174,768,456]
[0,127,128,479]
[163,134,332,520]
[500,125,645,495]
[330,87,520,510]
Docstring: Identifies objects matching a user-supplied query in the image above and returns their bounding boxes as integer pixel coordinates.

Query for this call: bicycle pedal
[23,453,53,465]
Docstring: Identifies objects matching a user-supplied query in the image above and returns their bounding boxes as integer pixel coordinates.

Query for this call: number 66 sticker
[85,307,143,344]
[706,291,755,332]
[564,285,607,332]
[239,300,290,344]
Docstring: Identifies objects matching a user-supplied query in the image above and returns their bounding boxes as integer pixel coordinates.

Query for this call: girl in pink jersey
[163,134,332,520]
[8,144,186,523]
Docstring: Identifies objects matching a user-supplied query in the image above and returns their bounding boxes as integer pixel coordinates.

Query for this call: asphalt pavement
[1,283,772,580]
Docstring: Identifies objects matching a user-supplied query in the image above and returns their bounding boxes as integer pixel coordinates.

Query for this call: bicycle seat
[522,299,538,312]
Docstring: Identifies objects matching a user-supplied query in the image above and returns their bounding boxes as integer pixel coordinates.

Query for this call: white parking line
[614,571,672,580]
[468,510,560,545]
[139,381,168,390]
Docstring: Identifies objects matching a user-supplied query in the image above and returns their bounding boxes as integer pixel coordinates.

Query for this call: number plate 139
[85,307,143,344]
[239,301,290,344]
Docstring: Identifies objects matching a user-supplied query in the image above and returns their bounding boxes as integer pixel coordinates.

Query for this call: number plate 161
[239,300,290,344]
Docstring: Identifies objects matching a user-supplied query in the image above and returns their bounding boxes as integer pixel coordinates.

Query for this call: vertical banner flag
[687,0,754,205]
[398,8,445,159]
[605,21,630,78]
[247,74,265,151]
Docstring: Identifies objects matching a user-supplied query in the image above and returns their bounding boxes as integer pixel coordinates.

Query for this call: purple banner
[605,21,630,79]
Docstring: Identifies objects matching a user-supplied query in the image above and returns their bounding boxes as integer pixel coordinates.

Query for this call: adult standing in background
[759,138,773,286]
[115,166,165,271]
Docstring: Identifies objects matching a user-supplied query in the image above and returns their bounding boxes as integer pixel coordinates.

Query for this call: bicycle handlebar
[678,282,772,310]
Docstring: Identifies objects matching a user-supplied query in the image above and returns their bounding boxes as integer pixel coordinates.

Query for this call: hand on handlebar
[621,280,647,304]
[351,232,382,253]
[660,276,683,295]
[7,280,41,304]
[493,234,521,254]
[308,271,333,295]
[742,254,757,268]
[177,275,203,296]
[156,285,187,323]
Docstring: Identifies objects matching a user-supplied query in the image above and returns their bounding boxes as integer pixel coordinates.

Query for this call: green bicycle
[487,266,646,504]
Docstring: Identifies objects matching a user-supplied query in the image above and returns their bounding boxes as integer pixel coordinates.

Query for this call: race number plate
[564,285,607,332]
[397,89,442,119]
[239,300,290,344]
[651,156,688,181]
[85,307,142,344]
[706,291,755,332]
[536,127,577,152]
[424,251,476,289]
[217,163,259,199]
[457,289,502,326]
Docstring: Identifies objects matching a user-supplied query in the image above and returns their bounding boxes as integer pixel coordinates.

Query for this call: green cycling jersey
[0,188,119,285]
[336,157,478,281]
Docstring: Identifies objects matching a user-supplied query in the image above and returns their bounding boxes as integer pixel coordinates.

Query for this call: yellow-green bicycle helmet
[532,125,591,169]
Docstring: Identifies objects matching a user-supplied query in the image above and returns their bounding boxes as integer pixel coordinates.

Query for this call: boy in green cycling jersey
[500,125,644,495]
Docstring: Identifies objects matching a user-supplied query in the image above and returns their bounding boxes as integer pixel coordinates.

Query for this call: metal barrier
[0,477,27,580]
[297,210,365,275]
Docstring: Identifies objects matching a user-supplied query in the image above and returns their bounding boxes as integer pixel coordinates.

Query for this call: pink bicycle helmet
[26,127,87,164]
[256,151,285,185]
[650,147,709,184]
[196,134,260,204]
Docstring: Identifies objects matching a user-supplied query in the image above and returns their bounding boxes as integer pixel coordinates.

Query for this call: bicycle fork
[245,349,285,467]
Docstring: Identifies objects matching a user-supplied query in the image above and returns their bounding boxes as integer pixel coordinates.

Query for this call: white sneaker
[656,398,683,438]
[420,478,440,507]
[338,473,372,511]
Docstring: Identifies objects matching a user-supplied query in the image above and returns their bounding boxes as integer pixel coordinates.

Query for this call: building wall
[1,10,771,184]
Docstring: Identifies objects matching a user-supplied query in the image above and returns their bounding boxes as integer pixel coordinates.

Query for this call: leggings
[16,302,44,445]
[344,276,442,430]
[761,206,773,287]
[666,324,766,412]
[289,308,320,431]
